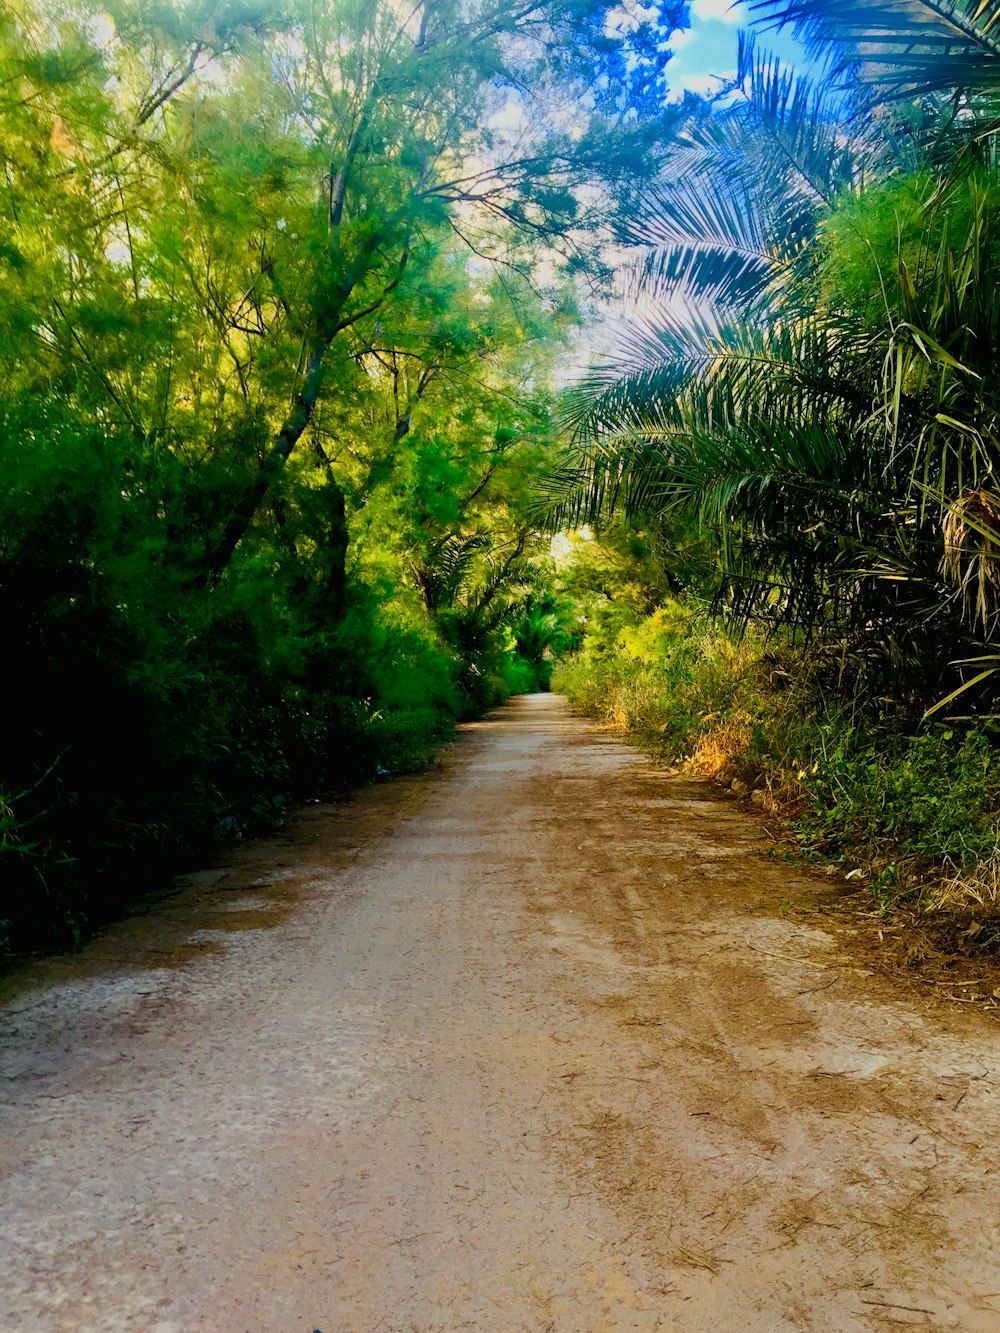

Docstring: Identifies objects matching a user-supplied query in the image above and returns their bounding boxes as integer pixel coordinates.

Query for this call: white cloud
[86,13,116,46]
[690,0,747,23]
[605,1,664,37]
[487,96,529,133]
[667,24,697,52]
[604,4,638,36]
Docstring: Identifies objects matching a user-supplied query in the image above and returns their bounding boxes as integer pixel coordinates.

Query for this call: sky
[665,0,810,100]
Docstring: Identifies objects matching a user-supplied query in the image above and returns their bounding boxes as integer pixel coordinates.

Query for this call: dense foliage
[0,0,686,950]
[553,530,1000,912]
[15,0,1000,949]
[550,0,1000,914]
[553,1,1000,715]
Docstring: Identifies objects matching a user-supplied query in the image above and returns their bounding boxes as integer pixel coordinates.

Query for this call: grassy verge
[553,601,1000,940]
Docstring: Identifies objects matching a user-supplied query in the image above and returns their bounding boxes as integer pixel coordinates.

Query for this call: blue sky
[665,0,810,100]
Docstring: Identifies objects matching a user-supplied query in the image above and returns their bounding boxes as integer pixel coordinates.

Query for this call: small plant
[555,597,1000,925]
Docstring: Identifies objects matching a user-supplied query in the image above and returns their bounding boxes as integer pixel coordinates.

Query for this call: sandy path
[2,693,1000,1332]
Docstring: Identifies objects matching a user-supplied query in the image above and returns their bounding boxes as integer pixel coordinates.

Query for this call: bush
[503,653,549,695]
[794,727,1000,889]
[554,598,1000,910]
[0,413,470,953]
[552,601,757,765]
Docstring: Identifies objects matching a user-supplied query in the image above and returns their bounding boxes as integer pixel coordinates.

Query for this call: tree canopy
[549,0,1000,713]
[0,0,687,948]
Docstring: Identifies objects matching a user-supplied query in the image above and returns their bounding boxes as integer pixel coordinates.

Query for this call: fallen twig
[748,945,832,971]
[860,1298,935,1315]
[797,977,839,995]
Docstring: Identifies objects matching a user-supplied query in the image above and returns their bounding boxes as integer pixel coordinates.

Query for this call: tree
[150,0,689,581]
[750,0,1000,100]
[548,4,1000,709]
[0,0,698,945]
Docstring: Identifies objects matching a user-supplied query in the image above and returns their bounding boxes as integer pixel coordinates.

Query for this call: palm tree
[548,2,1000,710]
[750,0,1000,102]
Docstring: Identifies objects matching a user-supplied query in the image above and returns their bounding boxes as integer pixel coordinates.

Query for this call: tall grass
[553,600,1000,915]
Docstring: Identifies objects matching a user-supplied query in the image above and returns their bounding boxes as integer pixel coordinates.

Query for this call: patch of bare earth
[2,694,999,1331]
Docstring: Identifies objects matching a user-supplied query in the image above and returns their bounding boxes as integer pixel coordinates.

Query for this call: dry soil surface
[2,693,1000,1333]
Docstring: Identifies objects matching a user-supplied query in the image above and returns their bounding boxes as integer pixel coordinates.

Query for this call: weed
[555,599,1000,925]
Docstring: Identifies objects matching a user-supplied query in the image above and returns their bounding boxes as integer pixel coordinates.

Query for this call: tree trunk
[200,329,334,582]
[197,222,409,585]
[324,474,349,618]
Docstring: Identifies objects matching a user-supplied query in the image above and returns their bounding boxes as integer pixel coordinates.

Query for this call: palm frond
[536,433,676,530]
[565,302,878,445]
[621,55,863,312]
[737,36,870,198]
[547,2,1000,705]
[749,0,1000,99]
[563,295,729,440]
[414,532,490,610]
[624,195,778,312]
[653,418,854,522]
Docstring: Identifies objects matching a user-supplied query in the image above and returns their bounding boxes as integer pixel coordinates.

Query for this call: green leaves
[3,0,654,941]
[548,0,1000,709]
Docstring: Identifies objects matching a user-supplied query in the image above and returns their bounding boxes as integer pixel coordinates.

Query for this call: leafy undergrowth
[553,600,1000,968]
[0,598,460,958]
[0,560,547,962]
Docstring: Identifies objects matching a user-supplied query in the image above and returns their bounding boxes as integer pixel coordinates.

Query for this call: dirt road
[2,694,1000,1332]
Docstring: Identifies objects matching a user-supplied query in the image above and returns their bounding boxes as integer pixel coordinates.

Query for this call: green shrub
[555,598,1000,909]
[795,727,1000,881]
[0,413,471,953]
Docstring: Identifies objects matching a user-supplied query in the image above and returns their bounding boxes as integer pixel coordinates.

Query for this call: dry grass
[924,845,1000,913]
[687,713,753,780]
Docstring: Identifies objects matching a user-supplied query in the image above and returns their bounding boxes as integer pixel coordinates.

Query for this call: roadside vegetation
[0,0,683,952]
[548,0,1000,948]
[11,0,1000,964]
[553,532,1000,931]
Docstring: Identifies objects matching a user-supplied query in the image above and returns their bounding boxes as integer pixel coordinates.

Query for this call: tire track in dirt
[1,694,999,1331]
